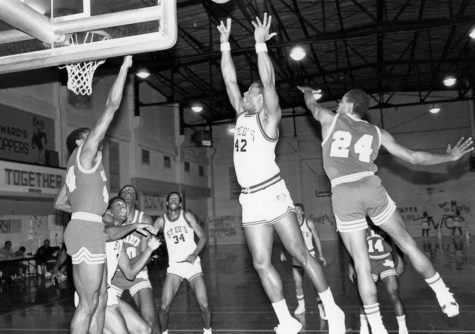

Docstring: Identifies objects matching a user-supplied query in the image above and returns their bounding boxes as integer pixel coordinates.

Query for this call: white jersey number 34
[330,131,374,163]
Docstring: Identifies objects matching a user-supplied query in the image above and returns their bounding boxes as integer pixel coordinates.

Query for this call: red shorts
[370,254,397,282]
[332,175,396,233]
[64,220,106,265]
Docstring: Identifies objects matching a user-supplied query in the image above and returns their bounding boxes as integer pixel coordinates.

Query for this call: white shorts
[167,259,203,281]
[110,271,152,298]
[106,288,119,308]
[239,179,295,227]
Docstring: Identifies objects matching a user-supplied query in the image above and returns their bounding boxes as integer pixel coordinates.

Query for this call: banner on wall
[0,160,64,196]
[0,104,55,164]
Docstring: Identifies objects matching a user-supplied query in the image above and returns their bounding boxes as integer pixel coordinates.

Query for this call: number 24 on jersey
[330,131,374,162]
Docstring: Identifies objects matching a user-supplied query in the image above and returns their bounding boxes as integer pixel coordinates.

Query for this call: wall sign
[0,160,64,196]
[0,104,55,164]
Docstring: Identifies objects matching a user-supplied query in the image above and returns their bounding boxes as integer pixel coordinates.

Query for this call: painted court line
[1,330,474,333]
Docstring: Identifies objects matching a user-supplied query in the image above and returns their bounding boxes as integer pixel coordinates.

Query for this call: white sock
[272,299,293,324]
[360,313,369,330]
[396,314,407,327]
[364,303,387,332]
[425,272,448,296]
[318,287,336,309]
[203,327,212,334]
[297,294,305,306]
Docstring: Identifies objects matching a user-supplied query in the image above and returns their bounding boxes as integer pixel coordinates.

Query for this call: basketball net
[60,31,110,96]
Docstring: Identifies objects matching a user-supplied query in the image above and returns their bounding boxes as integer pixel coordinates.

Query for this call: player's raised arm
[80,56,133,169]
[297,86,334,126]
[218,18,242,114]
[252,13,280,123]
[381,129,473,165]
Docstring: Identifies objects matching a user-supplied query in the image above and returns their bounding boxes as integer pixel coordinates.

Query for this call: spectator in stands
[14,246,26,258]
[0,241,14,258]
[0,241,16,281]
[14,246,27,278]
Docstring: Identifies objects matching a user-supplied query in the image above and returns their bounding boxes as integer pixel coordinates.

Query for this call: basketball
[212,0,231,3]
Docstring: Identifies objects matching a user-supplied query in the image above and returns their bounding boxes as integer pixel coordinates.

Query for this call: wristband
[255,43,268,53]
[220,42,231,52]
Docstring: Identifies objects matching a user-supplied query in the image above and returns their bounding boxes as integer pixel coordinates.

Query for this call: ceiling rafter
[2,0,474,126]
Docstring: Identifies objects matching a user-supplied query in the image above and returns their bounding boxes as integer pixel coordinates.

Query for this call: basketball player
[154,192,212,334]
[51,204,154,285]
[290,203,327,320]
[348,223,408,334]
[54,55,132,334]
[218,14,345,334]
[108,185,159,334]
[103,196,159,334]
[298,86,473,333]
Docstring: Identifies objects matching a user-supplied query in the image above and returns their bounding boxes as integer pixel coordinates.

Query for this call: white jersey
[106,240,123,285]
[233,112,280,187]
[114,210,147,279]
[299,218,314,252]
[163,210,198,263]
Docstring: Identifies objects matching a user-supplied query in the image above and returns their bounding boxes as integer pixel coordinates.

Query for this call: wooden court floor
[0,236,473,333]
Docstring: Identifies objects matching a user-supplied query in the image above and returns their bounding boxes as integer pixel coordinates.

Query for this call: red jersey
[322,113,380,187]
[366,228,392,259]
[65,145,109,216]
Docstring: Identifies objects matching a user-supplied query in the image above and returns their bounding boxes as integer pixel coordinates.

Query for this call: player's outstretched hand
[297,86,322,98]
[217,18,231,43]
[123,55,133,68]
[297,86,312,94]
[147,237,161,250]
[252,13,277,43]
[447,137,473,161]
[178,253,198,264]
[136,223,158,236]
[279,250,287,263]
[319,255,327,266]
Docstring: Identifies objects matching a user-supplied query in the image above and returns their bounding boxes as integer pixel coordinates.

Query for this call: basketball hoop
[59,31,111,95]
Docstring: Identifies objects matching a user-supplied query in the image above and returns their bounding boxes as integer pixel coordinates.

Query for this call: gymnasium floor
[0,236,473,333]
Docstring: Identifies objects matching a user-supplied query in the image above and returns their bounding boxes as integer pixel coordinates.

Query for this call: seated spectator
[14,246,26,258]
[0,241,14,258]
[35,239,60,274]
[13,246,27,278]
[0,241,15,281]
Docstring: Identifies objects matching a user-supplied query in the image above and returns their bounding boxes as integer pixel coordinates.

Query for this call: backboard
[0,0,177,74]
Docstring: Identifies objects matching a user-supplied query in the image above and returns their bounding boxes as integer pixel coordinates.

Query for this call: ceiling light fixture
[469,27,475,39]
[429,105,440,114]
[136,68,150,79]
[443,76,456,87]
[191,104,203,113]
[290,46,306,61]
